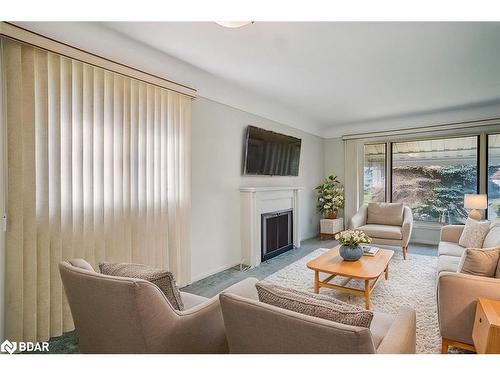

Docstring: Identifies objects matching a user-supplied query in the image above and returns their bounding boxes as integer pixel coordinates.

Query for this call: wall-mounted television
[243,126,302,176]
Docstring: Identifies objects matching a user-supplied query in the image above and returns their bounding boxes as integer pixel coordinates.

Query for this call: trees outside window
[363,144,386,203]
[391,137,478,224]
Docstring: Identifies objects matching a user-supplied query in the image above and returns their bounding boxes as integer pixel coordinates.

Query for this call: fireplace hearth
[261,209,294,261]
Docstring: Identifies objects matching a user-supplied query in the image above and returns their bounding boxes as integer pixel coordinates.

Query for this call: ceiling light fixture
[215,21,254,28]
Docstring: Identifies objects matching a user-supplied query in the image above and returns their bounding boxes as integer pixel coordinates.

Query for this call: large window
[363,144,386,203]
[488,134,500,219]
[391,136,478,224]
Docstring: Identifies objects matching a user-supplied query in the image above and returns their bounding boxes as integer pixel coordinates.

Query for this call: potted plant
[335,230,372,261]
[315,175,344,219]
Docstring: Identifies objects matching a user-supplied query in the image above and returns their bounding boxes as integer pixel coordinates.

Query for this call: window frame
[485,133,500,220]
[388,134,481,224]
[362,142,387,204]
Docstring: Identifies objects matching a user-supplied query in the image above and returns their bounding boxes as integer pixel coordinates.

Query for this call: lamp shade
[464,194,487,209]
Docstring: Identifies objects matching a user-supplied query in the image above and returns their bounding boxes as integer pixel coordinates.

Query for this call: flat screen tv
[243,126,302,176]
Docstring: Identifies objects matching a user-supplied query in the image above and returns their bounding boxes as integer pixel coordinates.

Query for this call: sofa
[350,203,413,259]
[437,224,500,353]
[219,277,416,354]
[59,259,251,353]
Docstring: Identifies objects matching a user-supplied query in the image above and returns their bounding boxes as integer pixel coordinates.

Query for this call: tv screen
[243,126,302,176]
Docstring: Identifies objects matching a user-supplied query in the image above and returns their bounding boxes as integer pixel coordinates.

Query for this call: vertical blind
[2,37,192,342]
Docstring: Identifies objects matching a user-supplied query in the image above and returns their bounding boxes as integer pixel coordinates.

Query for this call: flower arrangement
[315,175,344,218]
[335,230,371,249]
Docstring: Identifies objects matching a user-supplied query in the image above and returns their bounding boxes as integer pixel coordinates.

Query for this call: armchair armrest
[174,277,259,353]
[401,206,413,247]
[376,306,416,354]
[440,225,465,243]
[179,277,259,315]
[349,204,367,229]
[219,277,259,300]
[437,271,500,345]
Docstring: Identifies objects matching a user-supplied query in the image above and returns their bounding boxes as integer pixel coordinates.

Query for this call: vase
[326,210,337,219]
[339,244,363,261]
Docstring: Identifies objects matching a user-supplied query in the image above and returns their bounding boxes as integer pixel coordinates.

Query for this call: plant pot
[326,210,337,219]
[339,244,363,261]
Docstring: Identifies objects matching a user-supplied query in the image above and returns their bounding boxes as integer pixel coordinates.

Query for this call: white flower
[336,229,371,247]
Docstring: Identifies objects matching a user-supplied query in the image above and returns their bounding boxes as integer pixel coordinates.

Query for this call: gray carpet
[43,239,437,353]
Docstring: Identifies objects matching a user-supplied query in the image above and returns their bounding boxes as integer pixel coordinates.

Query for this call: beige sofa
[350,203,413,259]
[437,225,500,353]
[59,259,251,353]
[219,277,416,354]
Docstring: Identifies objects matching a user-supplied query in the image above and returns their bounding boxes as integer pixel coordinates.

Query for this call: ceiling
[100,22,500,136]
[14,22,500,137]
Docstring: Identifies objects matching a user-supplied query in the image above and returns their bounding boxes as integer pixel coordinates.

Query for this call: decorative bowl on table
[335,230,371,262]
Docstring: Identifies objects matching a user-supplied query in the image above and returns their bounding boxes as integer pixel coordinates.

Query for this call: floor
[181,238,437,298]
[43,237,437,353]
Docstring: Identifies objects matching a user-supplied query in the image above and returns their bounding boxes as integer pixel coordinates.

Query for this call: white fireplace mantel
[239,186,302,267]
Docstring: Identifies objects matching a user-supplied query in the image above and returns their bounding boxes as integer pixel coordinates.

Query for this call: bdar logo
[1,339,17,354]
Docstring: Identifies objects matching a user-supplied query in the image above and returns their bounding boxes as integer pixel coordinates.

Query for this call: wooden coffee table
[306,245,394,310]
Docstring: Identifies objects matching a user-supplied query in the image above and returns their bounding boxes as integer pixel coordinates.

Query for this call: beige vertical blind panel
[2,38,192,342]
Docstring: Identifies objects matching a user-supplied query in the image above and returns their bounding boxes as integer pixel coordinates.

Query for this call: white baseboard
[189,262,241,284]
[189,232,321,285]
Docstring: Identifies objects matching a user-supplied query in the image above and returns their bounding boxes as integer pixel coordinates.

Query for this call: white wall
[191,97,325,282]
[323,137,345,183]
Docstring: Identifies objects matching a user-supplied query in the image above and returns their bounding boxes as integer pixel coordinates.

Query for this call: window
[488,134,500,219]
[363,144,386,203]
[392,136,478,224]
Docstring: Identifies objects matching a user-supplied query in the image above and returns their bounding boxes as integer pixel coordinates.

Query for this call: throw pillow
[458,218,490,248]
[482,224,500,248]
[255,283,373,328]
[457,247,500,277]
[99,262,184,310]
[366,203,404,226]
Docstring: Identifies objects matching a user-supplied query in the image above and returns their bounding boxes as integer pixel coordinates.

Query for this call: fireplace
[261,209,294,261]
[240,186,301,267]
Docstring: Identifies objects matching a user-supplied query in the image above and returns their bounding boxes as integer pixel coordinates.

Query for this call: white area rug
[263,248,441,353]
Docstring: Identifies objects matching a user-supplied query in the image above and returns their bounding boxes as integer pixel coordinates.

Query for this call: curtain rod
[0,22,197,99]
[341,117,500,141]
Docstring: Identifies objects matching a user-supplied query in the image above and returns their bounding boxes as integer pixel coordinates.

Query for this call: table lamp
[464,194,487,220]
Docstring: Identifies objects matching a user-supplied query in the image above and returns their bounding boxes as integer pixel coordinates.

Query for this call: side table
[320,218,343,240]
[472,298,500,354]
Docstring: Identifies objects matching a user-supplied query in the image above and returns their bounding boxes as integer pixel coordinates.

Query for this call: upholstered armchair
[219,278,416,354]
[349,203,413,259]
[59,259,249,353]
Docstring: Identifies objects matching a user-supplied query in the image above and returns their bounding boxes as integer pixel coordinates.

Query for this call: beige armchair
[437,225,500,353]
[59,259,248,353]
[219,278,416,354]
[349,203,413,259]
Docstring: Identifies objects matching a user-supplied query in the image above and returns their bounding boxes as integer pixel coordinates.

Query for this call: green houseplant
[315,174,344,219]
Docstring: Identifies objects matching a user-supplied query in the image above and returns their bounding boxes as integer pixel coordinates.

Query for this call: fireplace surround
[240,186,301,267]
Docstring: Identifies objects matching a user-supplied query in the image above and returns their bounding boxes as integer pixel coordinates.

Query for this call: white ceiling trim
[335,102,500,139]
